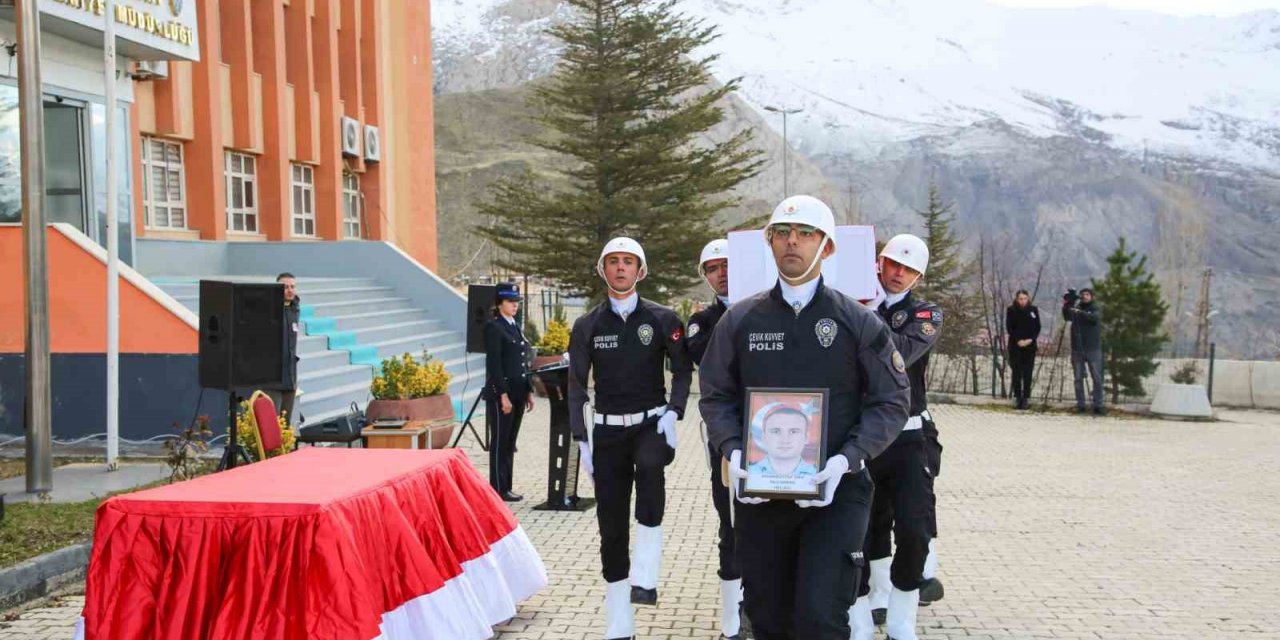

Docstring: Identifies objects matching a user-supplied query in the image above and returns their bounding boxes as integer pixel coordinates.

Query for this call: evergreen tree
[912,183,979,355]
[1091,237,1169,402]
[475,0,763,303]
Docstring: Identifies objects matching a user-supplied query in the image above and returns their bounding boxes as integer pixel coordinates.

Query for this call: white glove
[656,410,678,449]
[578,441,594,479]
[728,449,768,504]
[796,454,857,508]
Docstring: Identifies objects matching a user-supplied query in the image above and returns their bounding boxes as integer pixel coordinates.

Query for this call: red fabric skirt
[77,448,546,640]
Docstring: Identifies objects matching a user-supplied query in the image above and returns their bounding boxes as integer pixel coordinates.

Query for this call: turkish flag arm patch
[670,327,683,341]
[915,310,933,320]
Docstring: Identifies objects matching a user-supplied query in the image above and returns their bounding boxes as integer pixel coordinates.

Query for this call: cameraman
[1062,288,1104,415]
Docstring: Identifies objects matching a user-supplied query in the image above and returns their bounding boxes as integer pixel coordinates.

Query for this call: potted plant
[366,352,455,445]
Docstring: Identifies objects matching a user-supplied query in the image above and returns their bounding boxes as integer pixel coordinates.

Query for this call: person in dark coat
[1005,290,1042,410]
[270,272,301,426]
[1063,288,1105,415]
[484,283,535,501]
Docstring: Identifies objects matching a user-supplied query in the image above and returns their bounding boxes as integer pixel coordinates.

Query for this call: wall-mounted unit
[132,60,169,80]
[341,116,361,157]
[364,125,381,162]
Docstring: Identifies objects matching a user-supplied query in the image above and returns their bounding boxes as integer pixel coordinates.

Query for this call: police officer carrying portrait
[685,238,747,640]
[850,234,942,640]
[483,282,535,502]
[567,237,693,640]
[700,195,911,640]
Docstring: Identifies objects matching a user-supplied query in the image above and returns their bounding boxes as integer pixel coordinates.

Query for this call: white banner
[727,226,878,303]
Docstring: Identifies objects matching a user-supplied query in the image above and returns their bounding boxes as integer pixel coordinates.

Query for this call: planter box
[365,396,454,448]
[1150,383,1213,419]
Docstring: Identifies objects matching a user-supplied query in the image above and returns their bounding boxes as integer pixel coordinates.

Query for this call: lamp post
[763,105,803,197]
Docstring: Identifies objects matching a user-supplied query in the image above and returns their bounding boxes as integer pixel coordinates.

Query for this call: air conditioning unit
[340,116,361,157]
[363,125,381,162]
[133,60,169,80]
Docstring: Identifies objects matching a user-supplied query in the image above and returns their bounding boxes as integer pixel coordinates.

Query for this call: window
[224,151,258,232]
[342,172,361,239]
[141,137,186,229]
[291,164,315,237]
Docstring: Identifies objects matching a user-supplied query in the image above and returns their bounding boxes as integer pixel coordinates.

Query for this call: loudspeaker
[466,284,496,354]
[199,280,288,391]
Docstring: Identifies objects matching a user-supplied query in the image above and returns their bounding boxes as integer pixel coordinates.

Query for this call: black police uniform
[568,297,693,585]
[686,297,738,582]
[700,279,910,639]
[856,291,942,600]
[1006,302,1042,407]
[484,314,533,497]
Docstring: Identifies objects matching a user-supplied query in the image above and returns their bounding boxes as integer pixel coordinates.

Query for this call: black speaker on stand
[198,280,288,470]
[452,284,497,451]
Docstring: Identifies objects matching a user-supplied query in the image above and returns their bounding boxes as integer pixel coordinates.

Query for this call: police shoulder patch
[920,322,935,336]
[891,310,908,329]
[892,350,906,373]
[815,318,838,348]
[687,323,700,338]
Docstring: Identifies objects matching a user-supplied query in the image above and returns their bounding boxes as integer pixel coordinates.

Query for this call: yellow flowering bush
[538,319,570,355]
[371,352,452,400]
[232,399,296,462]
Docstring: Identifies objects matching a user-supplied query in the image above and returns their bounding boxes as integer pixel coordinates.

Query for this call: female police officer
[484,283,534,501]
[567,238,693,640]
[700,195,910,639]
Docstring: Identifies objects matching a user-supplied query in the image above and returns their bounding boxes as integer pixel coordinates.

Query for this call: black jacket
[1006,303,1041,350]
[1063,300,1102,353]
[686,297,728,366]
[568,298,694,441]
[484,316,534,400]
[280,295,301,390]
[879,291,941,417]
[699,279,910,468]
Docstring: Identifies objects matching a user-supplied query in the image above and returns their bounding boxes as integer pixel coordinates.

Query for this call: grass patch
[0,499,100,569]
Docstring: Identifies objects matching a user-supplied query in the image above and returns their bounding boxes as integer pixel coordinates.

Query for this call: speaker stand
[217,392,253,471]
[450,392,489,452]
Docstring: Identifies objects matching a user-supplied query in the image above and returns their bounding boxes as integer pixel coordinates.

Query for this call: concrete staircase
[152,275,485,426]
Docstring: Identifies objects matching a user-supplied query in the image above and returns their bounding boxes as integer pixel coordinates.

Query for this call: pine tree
[475,0,763,303]
[1090,237,1170,402]
[912,183,978,355]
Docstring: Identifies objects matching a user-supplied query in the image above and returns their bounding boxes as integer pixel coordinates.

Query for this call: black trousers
[857,430,934,595]
[486,391,526,495]
[592,417,672,583]
[1009,345,1037,402]
[708,443,740,581]
[736,470,873,640]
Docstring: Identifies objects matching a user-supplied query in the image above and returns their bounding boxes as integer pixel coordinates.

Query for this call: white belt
[902,409,934,432]
[594,405,667,427]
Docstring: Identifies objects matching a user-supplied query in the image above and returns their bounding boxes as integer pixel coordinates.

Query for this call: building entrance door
[43,99,89,234]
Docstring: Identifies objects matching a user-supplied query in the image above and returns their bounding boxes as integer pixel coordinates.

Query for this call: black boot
[630,586,657,606]
[919,577,945,605]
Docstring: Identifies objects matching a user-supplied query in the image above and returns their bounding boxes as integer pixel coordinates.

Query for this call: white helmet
[596,237,647,295]
[765,195,837,245]
[879,234,929,275]
[697,238,729,276]
[764,195,837,284]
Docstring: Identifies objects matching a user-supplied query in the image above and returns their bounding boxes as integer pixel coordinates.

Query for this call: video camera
[1062,288,1079,305]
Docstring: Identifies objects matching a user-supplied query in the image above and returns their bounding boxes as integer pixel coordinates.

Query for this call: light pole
[763,105,803,197]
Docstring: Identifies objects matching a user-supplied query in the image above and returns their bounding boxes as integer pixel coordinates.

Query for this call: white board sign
[25,0,202,62]
[727,226,878,303]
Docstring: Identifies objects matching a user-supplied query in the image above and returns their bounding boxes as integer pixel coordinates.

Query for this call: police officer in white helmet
[700,196,910,638]
[849,234,944,640]
[567,237,693,640]
[686,238,748,639]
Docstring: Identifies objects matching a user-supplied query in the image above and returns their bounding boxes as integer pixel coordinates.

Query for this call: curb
[0,543,90,610]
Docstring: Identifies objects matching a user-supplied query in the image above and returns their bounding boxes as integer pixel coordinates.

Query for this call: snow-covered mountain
[432,0,1280,173]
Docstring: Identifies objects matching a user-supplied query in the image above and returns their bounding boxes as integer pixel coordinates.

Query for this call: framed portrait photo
[739,388,829,500]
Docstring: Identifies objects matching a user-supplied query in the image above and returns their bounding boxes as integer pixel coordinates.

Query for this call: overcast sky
[990,0,1280,16]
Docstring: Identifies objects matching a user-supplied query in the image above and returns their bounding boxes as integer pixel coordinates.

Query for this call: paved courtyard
[4,403,1279,639]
